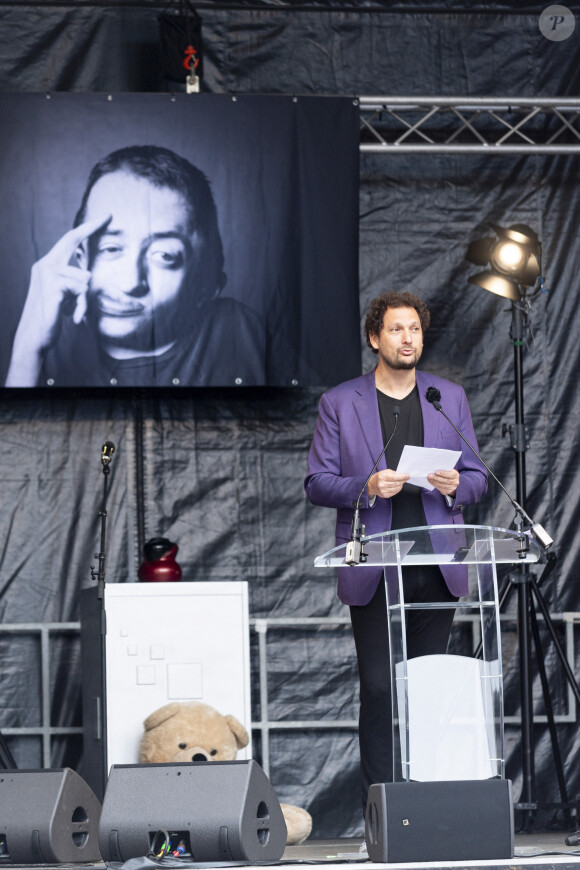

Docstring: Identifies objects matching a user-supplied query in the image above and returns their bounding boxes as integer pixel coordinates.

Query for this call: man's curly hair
[364,291,431,353]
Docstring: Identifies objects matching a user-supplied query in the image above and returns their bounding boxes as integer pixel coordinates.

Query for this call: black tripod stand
[500,298,580,828]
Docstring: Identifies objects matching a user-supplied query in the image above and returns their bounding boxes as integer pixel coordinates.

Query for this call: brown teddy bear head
[139,701,249,764]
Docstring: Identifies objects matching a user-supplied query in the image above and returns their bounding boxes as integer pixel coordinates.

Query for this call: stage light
[466,223,541,299]
[492,240,525,271]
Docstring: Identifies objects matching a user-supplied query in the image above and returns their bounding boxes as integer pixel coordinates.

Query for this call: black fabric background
[0,0,579,838]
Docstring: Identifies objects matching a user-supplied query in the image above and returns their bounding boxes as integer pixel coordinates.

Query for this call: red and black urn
[138,537,182,582]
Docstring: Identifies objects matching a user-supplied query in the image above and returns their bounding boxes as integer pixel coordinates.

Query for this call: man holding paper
[304,290,487,817]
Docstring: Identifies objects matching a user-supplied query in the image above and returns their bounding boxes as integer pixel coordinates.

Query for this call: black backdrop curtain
[0,1,580,838]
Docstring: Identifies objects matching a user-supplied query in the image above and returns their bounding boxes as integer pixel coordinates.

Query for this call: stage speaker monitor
[365,778,513,863]
[99,759,287,864]
[0,767,102,863]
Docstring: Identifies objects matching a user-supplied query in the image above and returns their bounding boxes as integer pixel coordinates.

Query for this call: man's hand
[22,215,111,341]
[5,216,110,386]
[427,468,459,497]
[368,468,410,499]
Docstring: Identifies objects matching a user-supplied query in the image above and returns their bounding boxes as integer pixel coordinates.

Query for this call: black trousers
[349,565,457,814]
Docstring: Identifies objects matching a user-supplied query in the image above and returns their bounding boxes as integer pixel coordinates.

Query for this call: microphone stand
[0,451,117,777]
[426,388,552,554]
[345,407,400,566]
[89,441,115,795]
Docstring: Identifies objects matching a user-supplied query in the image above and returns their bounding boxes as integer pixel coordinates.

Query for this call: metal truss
[359,96,580,154]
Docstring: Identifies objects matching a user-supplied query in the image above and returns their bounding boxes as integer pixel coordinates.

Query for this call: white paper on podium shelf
[395,654,498,781]
[396,445,461,490]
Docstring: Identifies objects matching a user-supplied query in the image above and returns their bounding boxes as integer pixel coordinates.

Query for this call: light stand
[467,225,579,829]
[504,299,580,827]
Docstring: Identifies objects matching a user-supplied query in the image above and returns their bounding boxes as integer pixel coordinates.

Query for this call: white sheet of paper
[396,445,461,491]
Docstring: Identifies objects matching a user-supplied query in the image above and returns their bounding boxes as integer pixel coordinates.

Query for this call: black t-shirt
[39,297,266,387]
[376,385,427,531]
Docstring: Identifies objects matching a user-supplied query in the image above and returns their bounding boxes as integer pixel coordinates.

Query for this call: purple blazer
[304,369,488,605]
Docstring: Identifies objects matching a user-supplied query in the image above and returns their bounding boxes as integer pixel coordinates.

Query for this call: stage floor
[12,833,580,870]
[4,833,580,870]
[281,833,580,869]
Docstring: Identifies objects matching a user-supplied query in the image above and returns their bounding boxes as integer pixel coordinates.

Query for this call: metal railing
[0,612,576,774]
[0,622,83,767]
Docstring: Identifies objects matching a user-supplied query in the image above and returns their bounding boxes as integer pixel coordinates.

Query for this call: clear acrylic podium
[315,524,541,783]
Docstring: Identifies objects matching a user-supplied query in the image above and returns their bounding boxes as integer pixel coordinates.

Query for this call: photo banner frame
[0,93,360,389]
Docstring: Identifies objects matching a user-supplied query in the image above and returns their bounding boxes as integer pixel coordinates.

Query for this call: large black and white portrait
[0,94,360,388]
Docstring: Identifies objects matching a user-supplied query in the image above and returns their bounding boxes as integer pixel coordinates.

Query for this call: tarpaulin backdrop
[0,1,580,838]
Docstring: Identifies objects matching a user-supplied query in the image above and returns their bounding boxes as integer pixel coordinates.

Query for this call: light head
[466,223,541,300]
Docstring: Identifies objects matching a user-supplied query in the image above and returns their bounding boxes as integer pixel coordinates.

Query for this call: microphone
[425,386,553,551]
[345,406,400,566]
[101,441,115,466]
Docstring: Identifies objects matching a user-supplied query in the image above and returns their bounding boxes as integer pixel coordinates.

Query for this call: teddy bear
[139,700,312,846]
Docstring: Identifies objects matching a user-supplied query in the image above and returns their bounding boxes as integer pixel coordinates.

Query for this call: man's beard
[381,347,421,370]
[390,357,417,370]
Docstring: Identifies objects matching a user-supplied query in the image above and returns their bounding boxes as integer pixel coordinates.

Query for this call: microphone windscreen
[426,386,441,405]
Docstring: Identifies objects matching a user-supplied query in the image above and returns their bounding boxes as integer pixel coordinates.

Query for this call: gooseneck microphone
[425,386,553,551]
[101,441,115,466]
[345,406,400,566]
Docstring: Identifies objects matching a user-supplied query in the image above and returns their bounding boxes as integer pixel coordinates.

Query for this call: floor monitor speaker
[0,768,102,863]
[365,778,513,863]
[99,760,287,863]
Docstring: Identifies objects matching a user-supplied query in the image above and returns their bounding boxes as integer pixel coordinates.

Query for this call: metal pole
[511,300,535,825]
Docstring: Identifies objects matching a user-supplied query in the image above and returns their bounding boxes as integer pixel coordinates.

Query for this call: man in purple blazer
[304,291,487,816]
